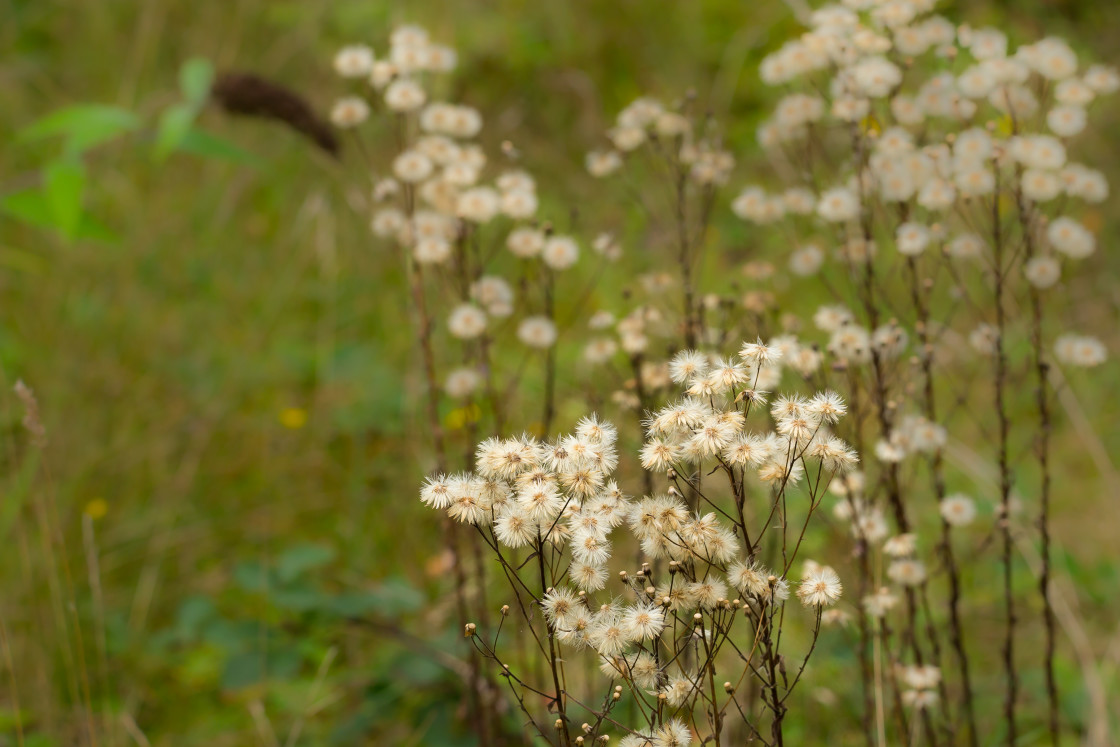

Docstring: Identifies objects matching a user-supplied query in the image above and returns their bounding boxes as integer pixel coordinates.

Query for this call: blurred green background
[3,0,1120,744]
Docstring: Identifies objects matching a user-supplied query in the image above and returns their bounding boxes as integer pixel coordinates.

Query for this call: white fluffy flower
[333,45,374,77]
[517,316,558,349]
[816,187,860,222]
[445,367,482,399]
[457,187,501,223]
[448,304,487,339]
[1047,217,1095,258]
[384,78,426,111]
[392,150,434,183]
[1055,334,1106,367]
[940,494,977,527]
[896,223,931,256]
[797,567,843,607]
[1047,105,1087,137]
[330,97,369,127]
[1024,256,1061,289]
[542,236,580,270]
[586,150,622,177]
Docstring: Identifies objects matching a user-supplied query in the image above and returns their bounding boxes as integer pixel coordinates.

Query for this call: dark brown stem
[675,168,698,348]
[542,269,557,435]
[991,173,1018,745]
[906,258,978,746]
[537,536,570,745]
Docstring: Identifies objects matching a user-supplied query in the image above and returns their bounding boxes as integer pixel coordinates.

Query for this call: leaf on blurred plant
[44,158,85,240]
[0,188,116,242]
[18,104,140,155]
[220,650,264,691]
[271,587,328,613]
[276,542,337,583]
[174,595,217,640]
[232,560,274,592]
[153,102,197,162]
[324,591,381,617]
[1,189,55,229]
[221,644,302,691]
[179,57,215,107]
[368,577,424,616]
[178,128,264,166]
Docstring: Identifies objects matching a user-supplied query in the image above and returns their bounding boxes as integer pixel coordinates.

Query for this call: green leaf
[174,595,217,639]
[180,57,215,106]
[221,650,264,690]
[325,591,381,617]
[276,542,336,583]
[368,577,424,616]
[18,104,140,155]
[44,159,85,239]
[0,189,54,229]
[178,128,263,166]
[0,188,117,243]
[271,587,327,613]
[232,560,274,592]
[153,103,196,162]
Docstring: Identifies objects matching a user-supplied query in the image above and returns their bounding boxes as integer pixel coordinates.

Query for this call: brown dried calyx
[211,72,339,156]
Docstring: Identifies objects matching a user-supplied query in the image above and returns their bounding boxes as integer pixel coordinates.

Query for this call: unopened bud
[500,605,510,616]
[464,623,477,637]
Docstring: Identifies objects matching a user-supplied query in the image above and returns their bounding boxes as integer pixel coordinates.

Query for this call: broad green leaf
[178,128,263,166]
[19,104,140,153]
[180,57,215,106]
[325,591,381,617]
[44,159,85,239]
[153,103,196,161]
[0,189,117,242]
[0,189,54,229]
[271,587,327,612]
[368,577,424,615]
[232,560,274,592]
[174,595,217,639]
[276,542,336,582]
[18,105,140,143]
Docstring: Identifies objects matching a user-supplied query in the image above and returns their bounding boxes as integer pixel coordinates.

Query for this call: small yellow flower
[84,498,108,520]
[279,407,308,429]
[444,404,481,431]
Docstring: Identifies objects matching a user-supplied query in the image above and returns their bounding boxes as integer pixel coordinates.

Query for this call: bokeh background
[3,0,1120,743]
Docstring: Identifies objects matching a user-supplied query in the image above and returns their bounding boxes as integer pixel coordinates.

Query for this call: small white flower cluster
[422,415,625,583]
[587,97,735,186]
[641,343,858,480]
[337,25,586,403]
[420,340,856,739]
[874,414,947,464]
[1054,333,1107,368]
[810,304,909,367]
[732,1,1116,313]
[900,664,942,711]
[330,28,457,127]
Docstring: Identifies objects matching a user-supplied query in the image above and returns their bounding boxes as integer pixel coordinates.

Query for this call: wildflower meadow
[4,0,1120,744]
